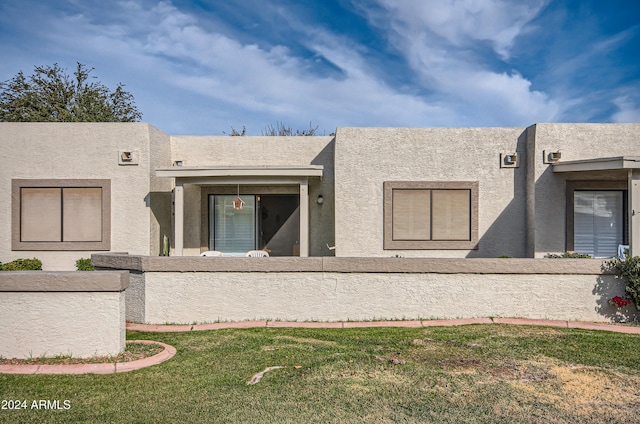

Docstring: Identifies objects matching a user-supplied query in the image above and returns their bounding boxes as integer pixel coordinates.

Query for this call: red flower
[610,296,632,308]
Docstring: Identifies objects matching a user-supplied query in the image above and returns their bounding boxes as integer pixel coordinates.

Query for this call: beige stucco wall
[530,123,640,257]
[0,271,128,359]
[138,270,623,324]
[334,127,527,257]
[148,126,173,257]
[93,254,631,324]
[0,123,171,270]
[170,136,335,256]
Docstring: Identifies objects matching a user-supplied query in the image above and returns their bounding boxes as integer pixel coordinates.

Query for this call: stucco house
[1,122,639,270]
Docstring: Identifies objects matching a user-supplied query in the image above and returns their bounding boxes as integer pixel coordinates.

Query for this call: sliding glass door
[573,190,624,258]
[208,194,300,256]
[209,195,257,255]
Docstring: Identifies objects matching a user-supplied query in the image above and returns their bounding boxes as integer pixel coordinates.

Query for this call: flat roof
[552,156,640,173]
[156,165,324,178]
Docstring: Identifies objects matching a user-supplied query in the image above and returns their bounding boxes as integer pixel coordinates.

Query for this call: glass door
[208,195,257,255]
[208,193,300,256]
[574,190,624,258]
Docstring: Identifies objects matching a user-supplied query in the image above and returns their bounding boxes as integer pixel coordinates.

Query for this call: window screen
[384,181,478,250]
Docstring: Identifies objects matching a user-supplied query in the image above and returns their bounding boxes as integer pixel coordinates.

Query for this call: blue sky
[1,0,638,135]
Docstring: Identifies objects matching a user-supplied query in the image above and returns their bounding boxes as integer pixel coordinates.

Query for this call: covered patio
[156,165,324,257]
[552,156,640,257]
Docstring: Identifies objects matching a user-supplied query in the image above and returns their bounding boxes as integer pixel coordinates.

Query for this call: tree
[262,121,319,136]
[225,121,323,136]
[0,63,142,122]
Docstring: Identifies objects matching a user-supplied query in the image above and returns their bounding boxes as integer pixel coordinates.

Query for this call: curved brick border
[0,340,176,375]
[4,319,639,375]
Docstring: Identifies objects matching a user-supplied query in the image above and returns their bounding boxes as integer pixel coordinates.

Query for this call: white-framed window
[12,179,110,251]
[566,181,628,258]
[384,181,478,250]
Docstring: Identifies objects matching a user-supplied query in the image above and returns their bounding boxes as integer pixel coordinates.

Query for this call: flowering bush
[609,296,632,308]
[608,254,640,309]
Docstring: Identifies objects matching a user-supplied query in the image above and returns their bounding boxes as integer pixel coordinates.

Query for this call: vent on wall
[118,150,139,165]
[544,150,562,163]
[500,152,519,168]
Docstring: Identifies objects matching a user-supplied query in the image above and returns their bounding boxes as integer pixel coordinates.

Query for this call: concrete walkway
[2,318,639,375]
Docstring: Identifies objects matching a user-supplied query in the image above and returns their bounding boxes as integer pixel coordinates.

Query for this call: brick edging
[0,340,175,375]
[126,318,640,334]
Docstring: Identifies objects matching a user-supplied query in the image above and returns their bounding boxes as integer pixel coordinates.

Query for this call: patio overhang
[552,156,640,256]
[156,165,324,257]
[551,156,640,173]
[156,165,324,180]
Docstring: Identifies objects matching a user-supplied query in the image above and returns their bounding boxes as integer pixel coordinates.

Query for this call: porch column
[174,182,184,256]
[629,170,640,257]
[299,179,309,257]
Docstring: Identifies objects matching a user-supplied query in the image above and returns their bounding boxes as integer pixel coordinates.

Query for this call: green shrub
[608,254,640,309]
[545,252,592,259]
[496,255,512,258]
[75,258,95,271]
[0,258,42,271]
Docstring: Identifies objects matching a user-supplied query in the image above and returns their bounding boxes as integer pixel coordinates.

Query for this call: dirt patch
[535,364,640,417]
[273,336,337,346]
[375,354,406,365]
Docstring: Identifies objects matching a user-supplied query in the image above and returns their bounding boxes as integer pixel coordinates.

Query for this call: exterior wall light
[317,194,324,204]
[173,160,183,167]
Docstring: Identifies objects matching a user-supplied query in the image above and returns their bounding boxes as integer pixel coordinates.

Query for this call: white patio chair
[245,250,269,257]
[200,251,224,257]
[618,244,630,258]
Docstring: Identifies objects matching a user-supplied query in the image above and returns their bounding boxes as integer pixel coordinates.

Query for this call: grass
[2,325,640,423]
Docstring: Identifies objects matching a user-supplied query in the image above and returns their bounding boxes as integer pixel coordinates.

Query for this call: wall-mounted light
[173,160,183,167]
[317,194,324,204]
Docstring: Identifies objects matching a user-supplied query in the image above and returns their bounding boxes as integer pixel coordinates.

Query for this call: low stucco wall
[0,271,128,359]
[93,254,634,324]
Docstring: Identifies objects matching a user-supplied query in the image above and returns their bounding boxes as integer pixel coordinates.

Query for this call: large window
[12,179,110,250]
[384,181,478,250]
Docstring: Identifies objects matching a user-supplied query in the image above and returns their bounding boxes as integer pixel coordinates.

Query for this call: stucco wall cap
[0,271,129,292]
[90,254,612,275]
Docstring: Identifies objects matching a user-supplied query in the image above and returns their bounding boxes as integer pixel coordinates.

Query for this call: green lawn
[2,325,640,423]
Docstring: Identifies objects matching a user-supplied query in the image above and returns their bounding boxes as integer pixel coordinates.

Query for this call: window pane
[431,189,470,240]
[63,188,102,241]
[21,188,62,242]
[574,191,623,258]
[212,195,256,254]
[392,189,430,240]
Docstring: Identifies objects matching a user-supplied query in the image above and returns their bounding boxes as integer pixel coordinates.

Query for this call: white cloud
[9,0,633,132]
[352,0,558,125]
[362,0,548,59]
[39,0,458,131]
[612,96,640,123]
